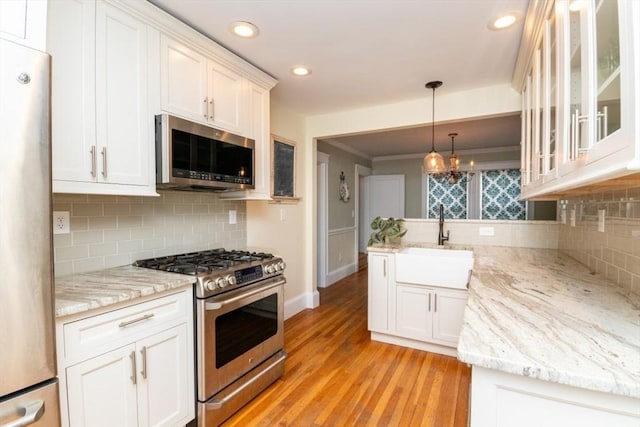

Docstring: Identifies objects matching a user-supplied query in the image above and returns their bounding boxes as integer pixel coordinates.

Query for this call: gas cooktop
[134,248,285,298]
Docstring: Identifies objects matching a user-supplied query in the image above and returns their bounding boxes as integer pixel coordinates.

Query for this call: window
[427,174,469,219]
[426,168,526,220]
[481,169,526,220]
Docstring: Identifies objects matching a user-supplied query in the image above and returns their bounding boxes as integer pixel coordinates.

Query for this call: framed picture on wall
[271,135,300,201]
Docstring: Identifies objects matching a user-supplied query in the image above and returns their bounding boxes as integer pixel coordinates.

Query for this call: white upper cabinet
[48,0,156,196]
[0,0,47,50]
[518,0,639,199]
[160,34,247,135]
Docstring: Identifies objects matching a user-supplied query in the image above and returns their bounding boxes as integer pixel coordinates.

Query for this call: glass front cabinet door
[520,0,639,199]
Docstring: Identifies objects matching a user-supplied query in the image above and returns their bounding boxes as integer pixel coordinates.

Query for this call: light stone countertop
[456,245,640,398]
[55,265,195,318]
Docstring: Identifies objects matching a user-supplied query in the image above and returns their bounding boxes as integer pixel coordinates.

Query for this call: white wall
[247,101,317,319]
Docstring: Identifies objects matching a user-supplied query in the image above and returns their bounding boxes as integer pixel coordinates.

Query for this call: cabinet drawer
[62,290,189,360]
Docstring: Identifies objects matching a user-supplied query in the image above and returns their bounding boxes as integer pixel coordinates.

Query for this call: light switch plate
[570,209,576,227]
[229,210,237,225]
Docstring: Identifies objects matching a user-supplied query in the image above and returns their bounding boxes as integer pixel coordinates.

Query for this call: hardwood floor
[223,268,471,426]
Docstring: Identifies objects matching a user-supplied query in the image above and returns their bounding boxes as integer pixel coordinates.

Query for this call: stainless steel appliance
[155,114,255,191]
[135,249,287,426]
[0,39,60,426]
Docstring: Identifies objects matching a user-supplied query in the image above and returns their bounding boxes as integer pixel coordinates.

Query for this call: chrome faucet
[438,204,449,246]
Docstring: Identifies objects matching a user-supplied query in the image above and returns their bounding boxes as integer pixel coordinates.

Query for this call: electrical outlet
[229,210,237,225]
[280,208,286,221]
[53,211,70,234]
[570,209,576,227]
[479,226,495,236]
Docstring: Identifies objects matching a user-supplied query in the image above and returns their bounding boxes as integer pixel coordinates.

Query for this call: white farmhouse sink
[395,247,474,289]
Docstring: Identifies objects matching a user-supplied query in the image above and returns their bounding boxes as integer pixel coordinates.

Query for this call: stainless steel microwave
[155,114,255,191]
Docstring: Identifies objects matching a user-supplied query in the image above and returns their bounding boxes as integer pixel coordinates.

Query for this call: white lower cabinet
[396,284,467,347]
[57,288,195,427]
[470,366,640,427]
[367,250,468,356]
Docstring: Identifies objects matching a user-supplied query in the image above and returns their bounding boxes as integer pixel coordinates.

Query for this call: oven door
[197,276,285,401]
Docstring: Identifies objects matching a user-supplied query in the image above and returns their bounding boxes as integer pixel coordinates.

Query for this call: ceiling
[149,0,529,157]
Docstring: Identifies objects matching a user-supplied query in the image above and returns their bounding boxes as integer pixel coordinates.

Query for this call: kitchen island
[457,246,640,426]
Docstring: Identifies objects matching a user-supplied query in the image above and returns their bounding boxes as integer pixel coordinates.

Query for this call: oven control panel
[197,258,286,297]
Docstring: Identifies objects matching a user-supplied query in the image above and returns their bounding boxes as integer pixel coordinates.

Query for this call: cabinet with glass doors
[520,0,639,199]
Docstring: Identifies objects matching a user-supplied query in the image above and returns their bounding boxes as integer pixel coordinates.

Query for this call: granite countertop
[55,265,195,318]
[457,246,640,398]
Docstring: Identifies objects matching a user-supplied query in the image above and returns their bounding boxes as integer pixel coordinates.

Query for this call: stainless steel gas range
[135,249,287,426]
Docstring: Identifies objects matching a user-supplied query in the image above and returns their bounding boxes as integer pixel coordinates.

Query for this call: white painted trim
[370,332,457,358]
[328,225,357,235]
[317,152,330,288]
[284,290,320,320]
[355,164,372,254]
[373,145,520,162]
[323,262,358,288]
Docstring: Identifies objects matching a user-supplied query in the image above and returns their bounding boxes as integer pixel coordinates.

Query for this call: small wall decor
[339,171,350,202]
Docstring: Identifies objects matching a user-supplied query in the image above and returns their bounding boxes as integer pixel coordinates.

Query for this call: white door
[432,289,468,346]
[364,174,405,243]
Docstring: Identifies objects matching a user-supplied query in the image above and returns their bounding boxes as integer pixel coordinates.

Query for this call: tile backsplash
[558,185,640,296]
[53,191,246,276]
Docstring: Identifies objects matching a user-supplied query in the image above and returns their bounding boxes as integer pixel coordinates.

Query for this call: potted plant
[367,216,407,247]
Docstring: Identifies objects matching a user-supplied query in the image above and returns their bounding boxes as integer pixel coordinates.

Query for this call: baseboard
[370,331,458,358]
[284,289,320,320]
[320,262,357,288]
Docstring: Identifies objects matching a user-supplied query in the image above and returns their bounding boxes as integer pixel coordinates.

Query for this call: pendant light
[423,81,445,174]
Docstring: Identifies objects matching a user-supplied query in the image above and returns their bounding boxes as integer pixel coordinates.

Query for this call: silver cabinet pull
[90,145,97,178]
[129,351,137,385]
[209,98,214,120]
[383,258,386,277]
[203,97,208,119]
[434,294,438,312]
[101,146,107,178]
[428,293,431,312]
[140,346,147,379]
[118,313,154,328]
[0,399,45,427]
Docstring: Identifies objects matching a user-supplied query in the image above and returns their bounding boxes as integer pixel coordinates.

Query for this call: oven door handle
[204,277,285,311]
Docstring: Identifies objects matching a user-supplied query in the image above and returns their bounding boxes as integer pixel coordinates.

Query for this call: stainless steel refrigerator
[0,38,60,426]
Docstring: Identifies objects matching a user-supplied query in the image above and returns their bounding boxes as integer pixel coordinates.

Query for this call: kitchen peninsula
[459,246,639,426]
[368,243,640,426]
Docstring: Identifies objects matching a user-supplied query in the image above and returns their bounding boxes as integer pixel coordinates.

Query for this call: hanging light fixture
[423,81,445,174]
[446,132,465,184]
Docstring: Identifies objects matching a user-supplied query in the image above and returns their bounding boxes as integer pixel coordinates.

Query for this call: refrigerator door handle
[0,399,45,427]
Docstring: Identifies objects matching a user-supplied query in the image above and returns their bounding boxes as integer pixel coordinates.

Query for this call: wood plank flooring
[222,268,471,426]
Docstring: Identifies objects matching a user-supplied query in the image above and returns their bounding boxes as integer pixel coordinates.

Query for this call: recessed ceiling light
[229,21,259,38]
[291,66,311,77]
[488,13,520,30]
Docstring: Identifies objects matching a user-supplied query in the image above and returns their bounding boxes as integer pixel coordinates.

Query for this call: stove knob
[265,264,275,274]
[204,279,216,291]
[215,277,227,288]
[225,274,236,286]
[277,261,286,271]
